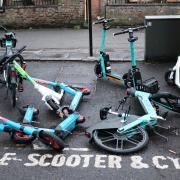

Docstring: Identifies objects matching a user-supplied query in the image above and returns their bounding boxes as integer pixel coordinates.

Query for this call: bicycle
[94,17,159,94]
[0,26,26,107]
[86,87,180,154]
[1,46,90,113]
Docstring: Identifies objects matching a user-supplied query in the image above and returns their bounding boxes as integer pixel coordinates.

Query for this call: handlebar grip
[94,18,114,25]
[126,88,136,97]
[132,25,147,32]
[0,25,8,32]
[113,29,129,36]
[107,18,114,23]
[93,19,105,25]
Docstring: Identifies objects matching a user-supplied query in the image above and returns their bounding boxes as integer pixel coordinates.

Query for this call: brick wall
[0,0,85,28]
[104,4,180,26]
[92,0,100,18]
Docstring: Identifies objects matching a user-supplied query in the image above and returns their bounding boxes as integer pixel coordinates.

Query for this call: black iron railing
[5,0,58,7]
[107,0,180,5]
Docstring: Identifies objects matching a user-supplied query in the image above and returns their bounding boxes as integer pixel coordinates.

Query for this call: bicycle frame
[117,91,157,134]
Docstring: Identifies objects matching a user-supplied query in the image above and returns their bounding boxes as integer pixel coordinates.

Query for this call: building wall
[92,0,100,18]
[0,0,85,28]
[104,4,180,26]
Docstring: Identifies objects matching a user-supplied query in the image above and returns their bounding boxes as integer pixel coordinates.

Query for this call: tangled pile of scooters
[0,17,179,154]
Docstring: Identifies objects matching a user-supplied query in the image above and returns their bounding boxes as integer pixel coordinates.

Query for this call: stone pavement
[0,26,145,61]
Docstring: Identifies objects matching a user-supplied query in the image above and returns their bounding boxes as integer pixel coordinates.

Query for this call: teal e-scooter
[94,17,158,93]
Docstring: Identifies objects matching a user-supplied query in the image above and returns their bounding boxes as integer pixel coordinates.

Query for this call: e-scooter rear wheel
[92,126,149,154]
[165,70,175,86]
[38,131,65,151]
[11,131,36,144]
[94,63,103,78]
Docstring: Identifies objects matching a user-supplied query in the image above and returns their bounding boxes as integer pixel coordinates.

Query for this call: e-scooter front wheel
[92,126,149,154]
[165,70,175,86]
[38,131,65,151]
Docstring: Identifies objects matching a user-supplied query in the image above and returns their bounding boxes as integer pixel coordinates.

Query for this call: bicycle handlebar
[3,46,26,66]
[113,25,147,36]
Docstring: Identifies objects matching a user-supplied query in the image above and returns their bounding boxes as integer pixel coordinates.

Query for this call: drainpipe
[84,0,87,22]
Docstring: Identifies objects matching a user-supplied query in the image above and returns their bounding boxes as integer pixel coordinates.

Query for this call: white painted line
[63,148,90,152]
[33,144,90,151]
[3,145,90,152]
[4,147,9,150]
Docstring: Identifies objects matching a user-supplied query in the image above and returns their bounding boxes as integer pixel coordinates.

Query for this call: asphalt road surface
[0,61,179,180]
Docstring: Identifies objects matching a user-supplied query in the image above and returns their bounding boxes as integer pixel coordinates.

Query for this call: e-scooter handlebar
[113,25,147,36]
[93,17,114,25]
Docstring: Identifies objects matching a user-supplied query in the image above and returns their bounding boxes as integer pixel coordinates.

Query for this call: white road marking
[63,148,90,152]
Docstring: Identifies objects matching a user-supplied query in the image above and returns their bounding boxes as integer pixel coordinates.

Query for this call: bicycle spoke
[116,139,119,149]
[101,137,115,143]
[100,135,114,141]
[126,138,138,145]
[120,139,124,149]
[102,130,115,136]
[128,137,141,144]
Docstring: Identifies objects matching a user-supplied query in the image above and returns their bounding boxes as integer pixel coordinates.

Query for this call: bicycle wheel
[38,131,65,151]
[92,126,149,154]
[94,63,103,78]
[11,131,36,144]
[165,70,175,86]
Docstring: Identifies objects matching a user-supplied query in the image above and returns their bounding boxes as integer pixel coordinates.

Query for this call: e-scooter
[94,17,159,93]
[1,104,86,151]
